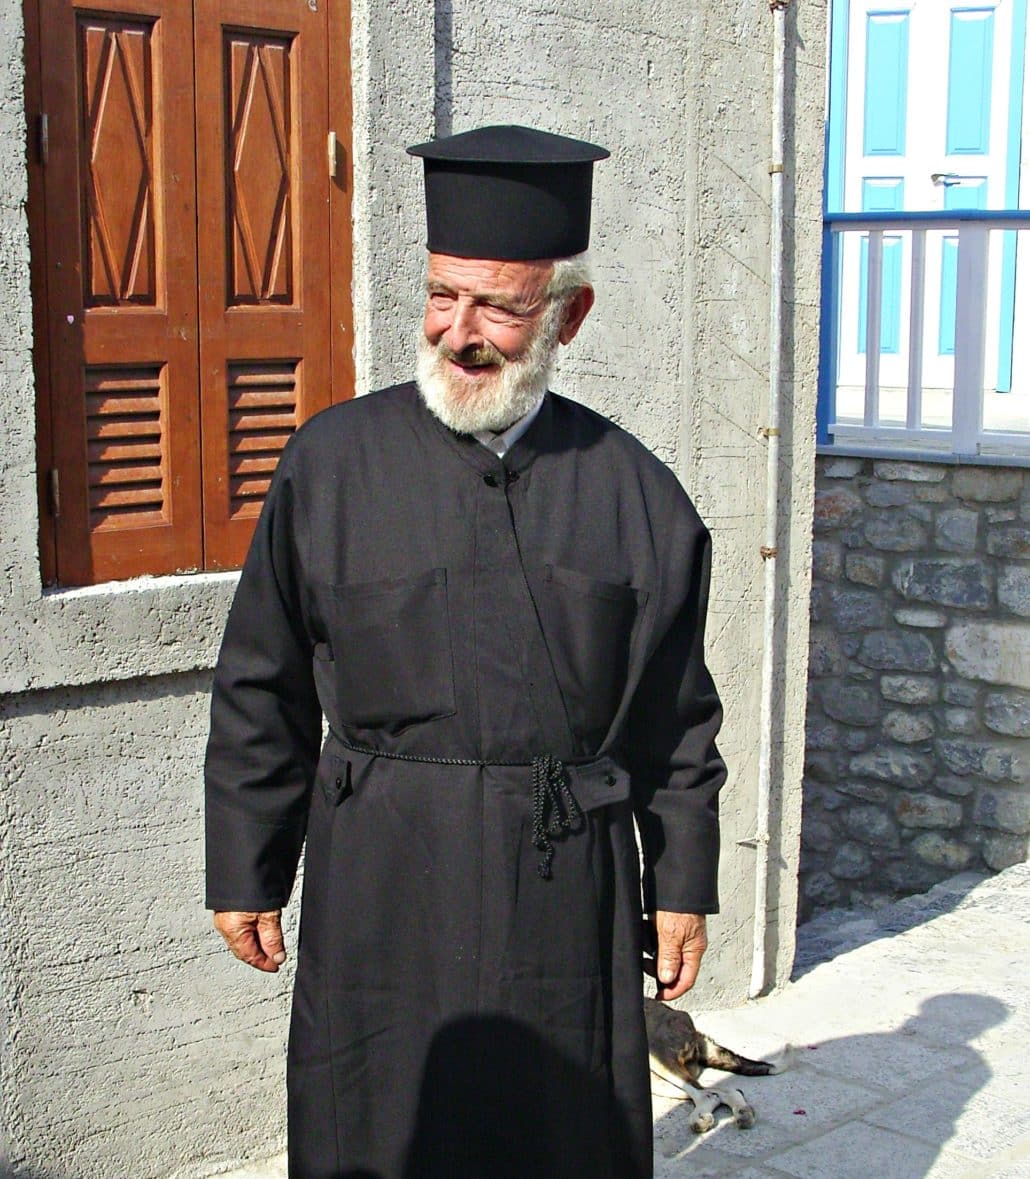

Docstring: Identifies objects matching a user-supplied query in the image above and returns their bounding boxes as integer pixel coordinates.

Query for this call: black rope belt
[329,731,584,880]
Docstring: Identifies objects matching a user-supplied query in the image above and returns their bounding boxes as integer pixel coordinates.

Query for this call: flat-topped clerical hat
[407,125,609,261]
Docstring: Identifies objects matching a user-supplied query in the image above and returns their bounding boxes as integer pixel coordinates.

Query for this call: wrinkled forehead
[425,253,556,301]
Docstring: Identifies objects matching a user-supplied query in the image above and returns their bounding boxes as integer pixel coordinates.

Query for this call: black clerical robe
[205,384,725,1179]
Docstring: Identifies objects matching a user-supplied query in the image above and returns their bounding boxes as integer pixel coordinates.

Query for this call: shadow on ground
[653,992,1010,1178]
[792,871,990,980]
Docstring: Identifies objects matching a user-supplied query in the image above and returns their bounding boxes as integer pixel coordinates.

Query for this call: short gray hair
[544,252,594,304]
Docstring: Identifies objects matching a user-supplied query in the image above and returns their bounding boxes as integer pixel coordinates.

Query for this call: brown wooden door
[38,0,203,585]
[28,0,353,586]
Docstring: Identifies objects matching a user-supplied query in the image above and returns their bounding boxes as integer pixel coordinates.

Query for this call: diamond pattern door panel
[228,36,294,305]
[81,19,156,306]
[39,0,201,585]
[196,0,332,570]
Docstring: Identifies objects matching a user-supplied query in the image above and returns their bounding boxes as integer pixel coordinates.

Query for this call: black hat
[407,125,609,261]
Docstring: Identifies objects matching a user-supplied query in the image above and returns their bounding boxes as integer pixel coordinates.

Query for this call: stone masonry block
[942,682,979,706]
[814,487,864,532]
[974,788,1030,835]
[837,780,890,805]
[986,523,1030,558]
[935,509,978,552]
[936,775,975,797]
[858,630,937,672]
[881,674,938,704]
[983,690,1030,737]
[808,628,845,676]
[806,715,841,750]
[864,512,927,552]
[982,832,1028,871]
[895,793,963,829]
[894,607,947,628]
[892,559,992,610]
[801,814,837,852]
[911,832,973,870]
[882,709,934,744]
[943,708,978,735]
[828,586,888,632]
[873,461,946,482]
[821,681,880,726]
[804,750,847,782]
[945,621,1030,689]
[831,841,872,880]
[936,739,1023,782]
[849,748,933,787]
[952,468,1021,502]
[845,553,886,587]
[864,482,912,508]
[820,457,864,479]
[998,565,1030,617]
[812,540,842,581]
[913,483,951,503]
[844,804,900,848]
[802,871,841,907]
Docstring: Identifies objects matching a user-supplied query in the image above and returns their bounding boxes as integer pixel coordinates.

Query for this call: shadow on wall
[654,992,1009,1177]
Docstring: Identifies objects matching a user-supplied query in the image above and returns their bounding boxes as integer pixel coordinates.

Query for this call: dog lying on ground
[644,996,790,1132]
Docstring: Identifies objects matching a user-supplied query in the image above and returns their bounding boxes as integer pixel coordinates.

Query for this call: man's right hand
[213,909,287,972]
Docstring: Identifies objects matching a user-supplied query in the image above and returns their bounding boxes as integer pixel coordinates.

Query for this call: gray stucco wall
[1,1,825,1174]
[801,458,1030,921]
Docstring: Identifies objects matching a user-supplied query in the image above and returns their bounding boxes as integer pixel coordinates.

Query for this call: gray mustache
[436,341,507,368]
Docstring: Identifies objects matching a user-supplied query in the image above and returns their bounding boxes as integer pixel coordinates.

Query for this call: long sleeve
[204,449,323,911]
[626,518,726,915]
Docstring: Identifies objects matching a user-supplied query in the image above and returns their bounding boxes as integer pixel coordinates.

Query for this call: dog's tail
[698,1035,793,1077]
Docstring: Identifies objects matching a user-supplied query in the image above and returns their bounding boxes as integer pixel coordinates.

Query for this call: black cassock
[205,384,726,1179]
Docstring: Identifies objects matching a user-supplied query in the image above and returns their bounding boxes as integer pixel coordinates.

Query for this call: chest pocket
[321,568,456,734]
[536,564,648,746]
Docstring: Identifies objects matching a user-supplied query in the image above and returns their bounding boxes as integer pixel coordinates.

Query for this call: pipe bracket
[760,426,781,437]
[760,546,778,560]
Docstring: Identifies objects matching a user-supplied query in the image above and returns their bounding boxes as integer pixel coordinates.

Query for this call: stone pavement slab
[215,863,1030,1178]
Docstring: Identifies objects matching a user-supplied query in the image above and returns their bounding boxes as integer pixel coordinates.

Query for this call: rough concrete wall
[801,458,1030,921]
[433,0,824,1004]
[1,675,301,1179]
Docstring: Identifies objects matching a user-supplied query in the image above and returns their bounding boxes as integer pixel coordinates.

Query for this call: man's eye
[483,303,517,321]
[428,292,454,309]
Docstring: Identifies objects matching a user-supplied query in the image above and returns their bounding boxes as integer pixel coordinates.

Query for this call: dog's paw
[765,1043,795,1075]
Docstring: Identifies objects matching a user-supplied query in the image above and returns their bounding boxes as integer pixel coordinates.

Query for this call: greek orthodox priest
[205,125,726,1179]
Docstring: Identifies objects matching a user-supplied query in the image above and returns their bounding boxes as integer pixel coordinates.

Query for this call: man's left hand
[649,911,708,1000]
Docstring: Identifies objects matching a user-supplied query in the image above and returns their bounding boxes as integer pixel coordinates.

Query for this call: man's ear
[558,285,595,345]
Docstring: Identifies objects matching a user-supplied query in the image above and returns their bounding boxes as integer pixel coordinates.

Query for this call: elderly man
[206,126,725,1179]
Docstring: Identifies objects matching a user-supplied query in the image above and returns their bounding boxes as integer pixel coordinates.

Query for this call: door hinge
[38,114,49,166]
[328,130,337,178]
[48,468,60,518]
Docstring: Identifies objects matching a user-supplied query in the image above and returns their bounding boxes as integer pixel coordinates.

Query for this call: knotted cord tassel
[531,755,584,879]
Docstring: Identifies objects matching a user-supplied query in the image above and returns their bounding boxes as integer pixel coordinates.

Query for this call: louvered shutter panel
[40,0,202,585]
[195,0,333,571]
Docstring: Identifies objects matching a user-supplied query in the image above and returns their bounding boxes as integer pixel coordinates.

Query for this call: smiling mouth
[449,358,500,375]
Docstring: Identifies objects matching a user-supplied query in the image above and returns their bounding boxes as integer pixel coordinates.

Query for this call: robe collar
[412,383,556,480]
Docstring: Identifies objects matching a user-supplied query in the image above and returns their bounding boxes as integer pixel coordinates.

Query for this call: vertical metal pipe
[750,0,788,1000]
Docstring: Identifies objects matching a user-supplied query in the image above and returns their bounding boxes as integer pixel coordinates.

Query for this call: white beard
[415,298,564,435]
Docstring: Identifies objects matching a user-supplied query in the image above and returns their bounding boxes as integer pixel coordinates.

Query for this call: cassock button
[505,469,520,485]
[605,774,617,787]
[483,473,499,487]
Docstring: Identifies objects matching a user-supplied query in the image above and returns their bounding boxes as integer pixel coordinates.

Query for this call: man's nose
[444,300,481,354]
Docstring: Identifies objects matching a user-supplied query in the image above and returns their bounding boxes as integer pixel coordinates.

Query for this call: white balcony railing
[819,210,1030,460]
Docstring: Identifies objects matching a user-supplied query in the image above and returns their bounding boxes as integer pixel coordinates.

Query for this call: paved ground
[220,861,1030,1178]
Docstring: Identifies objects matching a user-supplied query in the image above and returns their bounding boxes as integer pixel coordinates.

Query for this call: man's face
[416,254,564,435]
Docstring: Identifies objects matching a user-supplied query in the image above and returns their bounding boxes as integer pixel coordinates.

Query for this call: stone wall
[801,457,1030,920]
